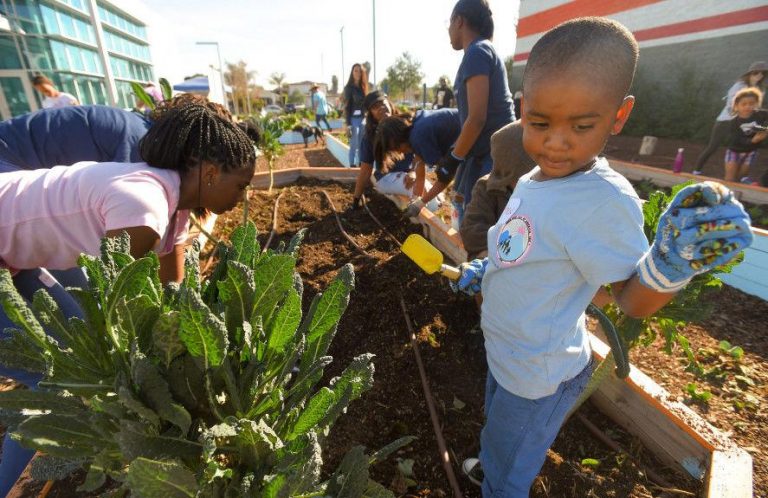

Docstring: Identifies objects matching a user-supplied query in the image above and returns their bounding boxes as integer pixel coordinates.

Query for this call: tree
[330,75,339,94]
[224,60,256,115]
[269,72,287,92]
[384,52,424,100]
[288,89,305,105]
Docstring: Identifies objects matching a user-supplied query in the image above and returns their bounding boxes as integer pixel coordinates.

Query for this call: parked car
[262,104,283,116]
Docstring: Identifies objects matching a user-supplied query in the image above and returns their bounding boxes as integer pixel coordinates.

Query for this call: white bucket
[639,136,658,156]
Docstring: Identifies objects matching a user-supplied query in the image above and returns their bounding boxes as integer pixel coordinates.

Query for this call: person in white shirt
[32,74,79,109]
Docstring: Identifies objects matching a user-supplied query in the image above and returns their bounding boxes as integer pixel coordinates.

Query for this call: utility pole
[339,26,345,81]
[372,0,377,86]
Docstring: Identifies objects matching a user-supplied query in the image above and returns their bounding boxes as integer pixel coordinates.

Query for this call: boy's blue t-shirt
[454,38,515,158]
[0,105,150,170]
[409,109,461,166]
[359,134,413,180]
[312,91,328,115]
[481,158,648,399]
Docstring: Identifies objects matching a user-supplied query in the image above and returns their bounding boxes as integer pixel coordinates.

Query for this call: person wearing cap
[310,84,331,131]
[693,61,767,175]
[350,90,420,210]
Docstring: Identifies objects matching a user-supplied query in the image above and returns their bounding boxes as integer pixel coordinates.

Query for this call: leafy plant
[685,383,713,404]
[258,117,288,193]
[0,223,411,496]
[574,182,745,409]
[130,78,173,110]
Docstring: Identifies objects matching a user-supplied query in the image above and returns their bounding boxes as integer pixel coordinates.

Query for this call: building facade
[510,0,767,97]
[0,0,153,119]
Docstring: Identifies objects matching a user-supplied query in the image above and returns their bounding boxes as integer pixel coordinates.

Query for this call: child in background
[374,108,461,215]
[460,120,535,259]
[453,18,752,496]
[723,87,767,183]
[32,74,79,109]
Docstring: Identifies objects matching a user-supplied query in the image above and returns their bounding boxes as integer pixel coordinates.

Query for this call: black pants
[315,114,331,131]
[694,120,730,171]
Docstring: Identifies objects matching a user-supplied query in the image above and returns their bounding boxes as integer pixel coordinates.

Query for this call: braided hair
[373,113,414,174]
[139,95,255,175]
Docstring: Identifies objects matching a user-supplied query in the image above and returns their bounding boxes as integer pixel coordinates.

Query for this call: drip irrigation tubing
[575,412,694,496]
[319,189,374,258]
[399,295,464,498]
[262,190,285,252]
[361,195,403,248]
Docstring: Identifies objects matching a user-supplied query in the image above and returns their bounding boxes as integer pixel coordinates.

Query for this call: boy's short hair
[733,87,763,108]
[522,17,638,104]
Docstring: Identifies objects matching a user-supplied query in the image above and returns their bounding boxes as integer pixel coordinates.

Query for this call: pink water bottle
[672,148,684,174]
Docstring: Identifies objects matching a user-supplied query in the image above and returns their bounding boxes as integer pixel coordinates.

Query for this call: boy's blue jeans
[348,115,364,167]
[0,267,86,497]
[480,359,593,497]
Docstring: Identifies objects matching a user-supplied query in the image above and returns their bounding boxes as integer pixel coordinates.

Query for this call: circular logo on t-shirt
[496,216,532,265]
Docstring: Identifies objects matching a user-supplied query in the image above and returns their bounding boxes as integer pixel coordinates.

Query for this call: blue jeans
[348,115,364,167]
[480,359,593,497]
[0,267,87,497]
[315,114,331,131]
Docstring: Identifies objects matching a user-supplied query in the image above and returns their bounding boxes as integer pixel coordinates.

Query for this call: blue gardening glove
[436,151,464,184]
[450,258,488,296]
[404,198,425,218]
[637,181,753,292]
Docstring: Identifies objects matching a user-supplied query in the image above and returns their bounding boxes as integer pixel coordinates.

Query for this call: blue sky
[143,0,521,90]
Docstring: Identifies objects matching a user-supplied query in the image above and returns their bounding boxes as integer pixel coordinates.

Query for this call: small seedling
[581,458,600,468]
[685,383,713,404]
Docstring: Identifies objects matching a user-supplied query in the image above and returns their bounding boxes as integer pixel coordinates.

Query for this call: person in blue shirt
[350,90,413,209]
[0,105,151,173]
[310,84,331,131]
[373,108,462,214]
[409,0,514,221]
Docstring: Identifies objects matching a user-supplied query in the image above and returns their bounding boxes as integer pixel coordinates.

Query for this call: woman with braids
[405,0,514,222]
[0,97,256,493]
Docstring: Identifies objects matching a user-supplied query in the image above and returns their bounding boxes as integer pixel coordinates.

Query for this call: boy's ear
[611,96,635,135]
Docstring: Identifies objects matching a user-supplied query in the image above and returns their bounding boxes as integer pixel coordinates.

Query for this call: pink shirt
[0,161,190,271]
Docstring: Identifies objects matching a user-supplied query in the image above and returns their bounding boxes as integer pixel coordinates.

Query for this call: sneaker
[462,457,484,486]
[692,170,703,176]
[740,176,755,184]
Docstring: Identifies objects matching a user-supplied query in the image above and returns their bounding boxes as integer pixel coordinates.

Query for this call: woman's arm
[452,75,489,158]
[158,244,186,284]
[106,226,158,260]
[353,162,374,199]
[412,155,425,197]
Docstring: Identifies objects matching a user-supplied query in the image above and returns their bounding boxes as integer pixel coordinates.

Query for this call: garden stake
[319,190,374,258]
[576,413,694,496]
[263,190,285,252]
[399,296,464,498]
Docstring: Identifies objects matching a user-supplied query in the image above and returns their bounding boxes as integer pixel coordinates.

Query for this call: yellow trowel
[402,234,461,280]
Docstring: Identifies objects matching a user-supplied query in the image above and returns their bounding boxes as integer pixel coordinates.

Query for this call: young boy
[454,17,753,496]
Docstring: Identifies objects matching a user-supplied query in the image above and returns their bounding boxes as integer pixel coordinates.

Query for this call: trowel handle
[440,264,461,280]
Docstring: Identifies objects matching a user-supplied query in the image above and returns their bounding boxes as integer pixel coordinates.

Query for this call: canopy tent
[173,70,231,106]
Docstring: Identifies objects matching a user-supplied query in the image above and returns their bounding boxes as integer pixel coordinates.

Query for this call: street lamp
[195,41,227,109]
[339,26,345,82]
[372,0,376,86]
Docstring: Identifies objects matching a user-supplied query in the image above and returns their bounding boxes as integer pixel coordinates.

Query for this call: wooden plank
[325,134,351,167]
[706,449,753,498]
[719,272,768,301]
[250,169,301,190]
[608,158,768,205]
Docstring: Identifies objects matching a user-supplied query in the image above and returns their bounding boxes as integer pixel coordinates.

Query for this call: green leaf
[286,387,335,441]
[369,436,416,465]
[131,354,192,434]
[106,257,161,321]
[30,455,85,481]
[179,288,228,368]
[159,78,173,101]
[0,270,48,347]
[116,421,202,462]
[286,228,307,257]
[581,458,600,468]
[130,82,157,110]
[15,414,111,458]
[300,265,354,368]
[329,353,375,404]
[125,458,197,498]
[327,445,369,498]
[251,254,295,320]
[218,261,255,335]
[266,288,301,357]
[117,386,160,428]
[152,311,186,368]
[115,295,160,351]
[362,480,395,498]
[229,221,260,267]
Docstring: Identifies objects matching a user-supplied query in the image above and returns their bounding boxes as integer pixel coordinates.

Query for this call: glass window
[41,5,59,34]
[50,40,68,68]
[58,12,76,38]
[25,37,54,70]
[0,38,22,70]
[0,77,32,117]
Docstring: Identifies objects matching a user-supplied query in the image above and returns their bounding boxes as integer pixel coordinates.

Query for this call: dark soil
[210,179,701,497]
[256,142,343,172]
